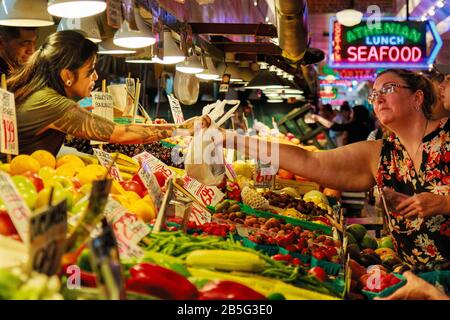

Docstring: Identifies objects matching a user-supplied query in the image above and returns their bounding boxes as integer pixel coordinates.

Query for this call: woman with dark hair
[7,30,196,156]
[308,104,375,145]
[221,69,450,270]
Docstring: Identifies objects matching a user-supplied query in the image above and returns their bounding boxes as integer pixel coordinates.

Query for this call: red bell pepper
[198,281,266,300]
[126,263,199,300]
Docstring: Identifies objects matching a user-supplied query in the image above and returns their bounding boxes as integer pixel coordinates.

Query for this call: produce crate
[361,273,406,300]
[417,270,450,292]
[278,247,311,264]
[239,203,333,235]
[275,178,320,195]
[311,257,341,276]
[242,237,279,256]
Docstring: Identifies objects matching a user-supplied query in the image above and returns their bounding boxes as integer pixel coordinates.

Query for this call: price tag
[167,94,185,124]
[88,219,126,300]
[219,74,230,93]
[133,151,174,179]
[93,148,122,181]
[0,88,18,155]
[106,0,122,28]
[28,200,67,276]
[116,240,144,259]
[91,92,114,145]
[138,163,163,210]
[182,175,224,207]
[104,198,150,245]
[0,171,32,242]
[189,202,212,225]
[67,179,112,252]
[254,161,276,189]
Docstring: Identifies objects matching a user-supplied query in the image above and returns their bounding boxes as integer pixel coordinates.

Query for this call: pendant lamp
[48,0,107,19]
[0,0,54,27]
[57,16,101,43]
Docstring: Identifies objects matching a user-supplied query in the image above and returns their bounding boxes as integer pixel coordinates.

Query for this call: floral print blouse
[376,118,450,269]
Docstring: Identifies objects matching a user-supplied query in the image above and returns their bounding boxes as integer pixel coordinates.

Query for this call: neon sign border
[328,17,443,69]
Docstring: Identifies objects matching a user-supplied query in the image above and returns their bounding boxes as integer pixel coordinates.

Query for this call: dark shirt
[330,120,374,144]
[0,56,11,77]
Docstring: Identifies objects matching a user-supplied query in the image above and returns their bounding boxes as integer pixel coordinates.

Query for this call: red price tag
[0,89,18,155]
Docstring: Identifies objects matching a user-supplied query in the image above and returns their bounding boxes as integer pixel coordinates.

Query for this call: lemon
[0,163,10,173]
[31,150,56,169]
[56,163,79,178]
[56,155,85,169]
[75,164,107,185]
[129,199,156,222]
[10,155,41,175]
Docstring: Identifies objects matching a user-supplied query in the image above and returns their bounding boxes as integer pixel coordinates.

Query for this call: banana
[111,152,139,168]
[120,171,133,180]
[117,163,138,174]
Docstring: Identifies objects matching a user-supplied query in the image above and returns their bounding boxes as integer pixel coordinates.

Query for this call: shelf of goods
[1,135,447,300]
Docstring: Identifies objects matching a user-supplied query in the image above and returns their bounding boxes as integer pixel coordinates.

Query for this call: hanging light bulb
[176,50,204,74]
[436,0,445,8]
[0,0,54,27]
[113,9,156,49]
[48,0,107,19]
[57,16,101,43]
[154,30,185,64]
[428,7,436,16]
[196,57,220,80]
[98,38,137,55]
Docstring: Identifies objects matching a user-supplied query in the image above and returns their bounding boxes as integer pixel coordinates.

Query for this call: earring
[66,80,72,86]
[415,105,420,111]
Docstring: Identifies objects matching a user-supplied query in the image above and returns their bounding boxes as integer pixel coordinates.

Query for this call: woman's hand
[396,192,450,219]
[376,271,449,300]
[176,115,211,136]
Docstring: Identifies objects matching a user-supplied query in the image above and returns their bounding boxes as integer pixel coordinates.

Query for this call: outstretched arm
[47,105,187,144]
[223,131,381,191]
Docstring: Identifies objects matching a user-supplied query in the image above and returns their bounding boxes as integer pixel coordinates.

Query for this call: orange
[10,155,41,175]
[56,155,85,169]
[31,150,56,169]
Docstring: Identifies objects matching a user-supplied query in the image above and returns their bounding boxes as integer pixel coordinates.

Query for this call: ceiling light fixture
[196,57,219,80]
[113,8,156,49]
[48,0,106,18]
[154,30,186,64]
[125,47,158,63]
[98,38,137,55]
[57,16,101,43]
[176,50,204,74]
[336,0,363,27]
[0,0,54,27]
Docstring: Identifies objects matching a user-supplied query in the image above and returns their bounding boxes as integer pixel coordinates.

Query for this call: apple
[286,133,295,140]
[11,175,38,209]
[21,171,44,192]
[120,180,146,198]
[35,183,73,210]
[132,174,146,189]
[308,266,327,282]
[0,211,18,236]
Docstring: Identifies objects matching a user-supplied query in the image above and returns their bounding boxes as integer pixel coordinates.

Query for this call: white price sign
[167,94,185,124]
[106,0,122,28]
[0,171,32,242]
[104,198,150,245]
[138,163,163,210]
[182,175,224,207]
[254,161,276,189]
[93,148,122,181]
[189,202,212,225]
[0,88,18,155]
[91,92,114,145]
[133,151,174,180]
[29,201,67,276]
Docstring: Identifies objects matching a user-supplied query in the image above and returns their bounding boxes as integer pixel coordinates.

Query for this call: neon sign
[329,17,442,69]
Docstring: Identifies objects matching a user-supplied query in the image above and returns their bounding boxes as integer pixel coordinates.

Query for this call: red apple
[308,266,327,282]
[132,174,146,189]
[0,211,18,236]
[120,180,146,198]
[21,171,44,192]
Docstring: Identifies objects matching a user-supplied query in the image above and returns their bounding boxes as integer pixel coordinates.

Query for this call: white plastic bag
[184,100,240,185]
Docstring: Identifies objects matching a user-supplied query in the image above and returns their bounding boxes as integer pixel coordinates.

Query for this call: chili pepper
[126,263,199,300]
[198,280,266,300]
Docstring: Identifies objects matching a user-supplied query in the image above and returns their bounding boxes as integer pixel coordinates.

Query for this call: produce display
[1,139,448,301]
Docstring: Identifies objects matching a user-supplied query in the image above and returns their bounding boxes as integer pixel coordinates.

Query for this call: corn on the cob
[185,250,266,273]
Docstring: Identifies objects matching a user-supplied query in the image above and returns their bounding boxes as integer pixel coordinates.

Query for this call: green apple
[11,176,38,209]
[38,167,56,181]
[35,182,73,210]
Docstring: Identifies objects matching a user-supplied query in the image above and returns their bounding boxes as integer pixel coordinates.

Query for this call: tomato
[312,250,326,261]
[0,212,18,236]
[291,258,301,266]
[308,267,327,282]
[153,171,167,188]
[120,180,146,198]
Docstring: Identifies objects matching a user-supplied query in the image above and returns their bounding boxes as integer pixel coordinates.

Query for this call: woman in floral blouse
[222,69,450,269]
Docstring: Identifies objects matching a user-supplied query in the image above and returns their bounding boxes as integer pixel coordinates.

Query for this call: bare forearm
[111,124,174,144]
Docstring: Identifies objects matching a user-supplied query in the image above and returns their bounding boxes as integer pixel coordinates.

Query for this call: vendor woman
[222,69,450,269]
[7,30,195,156]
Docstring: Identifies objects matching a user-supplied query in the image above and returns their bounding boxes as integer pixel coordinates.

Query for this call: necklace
[412,120,428,170]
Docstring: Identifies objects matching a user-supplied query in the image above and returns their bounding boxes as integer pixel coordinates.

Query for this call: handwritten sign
[133,151,174,180]
[88,219,126,300]
[93,148,122,181]
[106,0,121,29]
[182,175,224,207]
[254,161,275,189]
[29,201,67,276]
[189,202,212,225]
[167,94,185,124]
[0,171,32,242]
[0,88,18,155]
[138,163,163,210]
[91,92,114,145]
